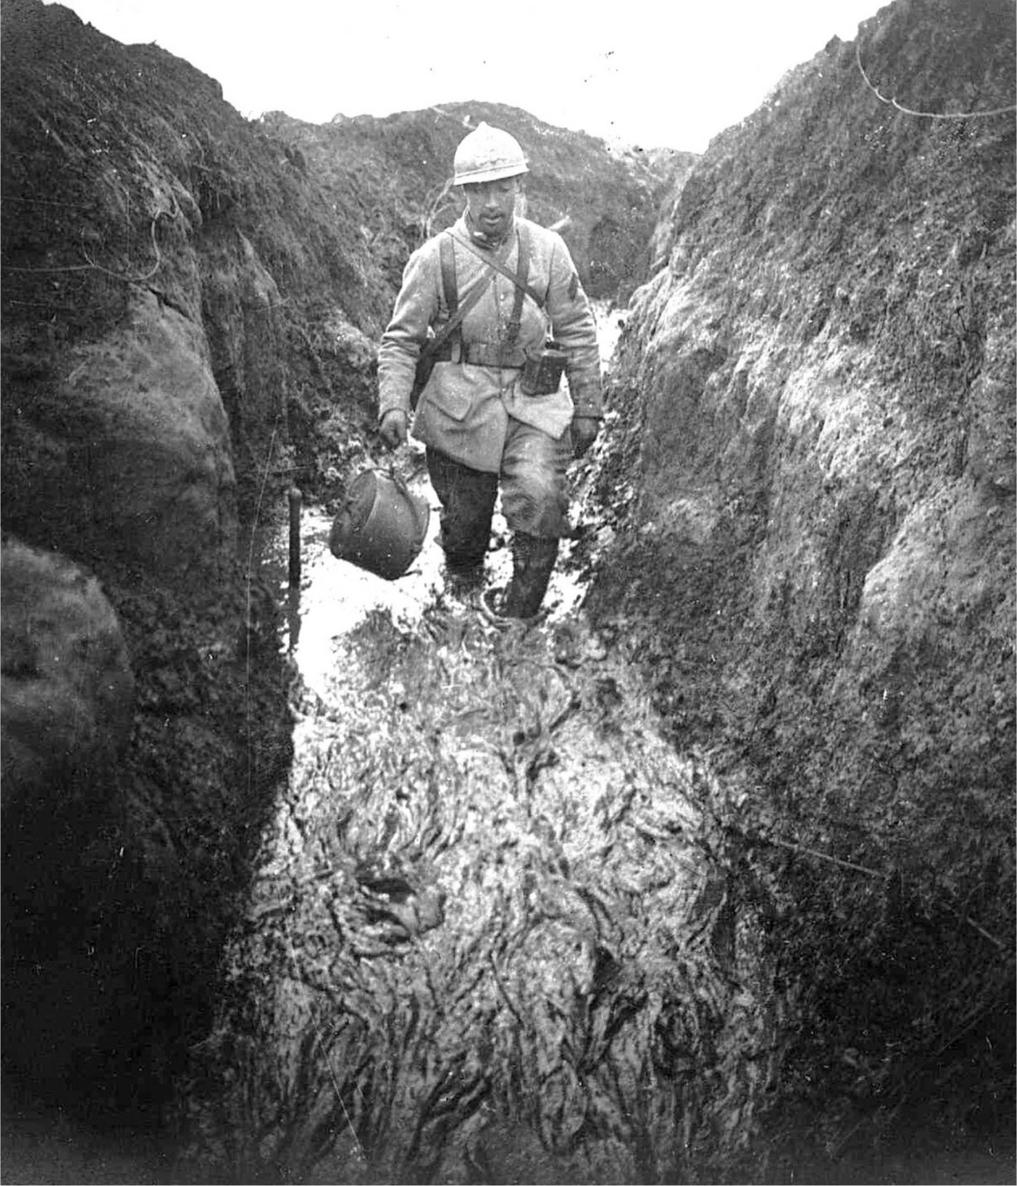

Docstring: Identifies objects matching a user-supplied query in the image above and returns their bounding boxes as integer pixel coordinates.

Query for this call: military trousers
[426,418,572,571]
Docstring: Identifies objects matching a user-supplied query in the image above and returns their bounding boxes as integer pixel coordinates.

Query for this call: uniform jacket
[378,213,603,473]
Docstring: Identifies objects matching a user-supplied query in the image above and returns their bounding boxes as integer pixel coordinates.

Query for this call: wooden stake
[288,487,301,586]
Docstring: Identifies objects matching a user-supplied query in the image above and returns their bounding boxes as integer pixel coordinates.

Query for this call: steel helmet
[452,122,528,186]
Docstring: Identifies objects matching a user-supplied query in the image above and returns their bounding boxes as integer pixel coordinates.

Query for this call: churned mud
[178,557,778,1183]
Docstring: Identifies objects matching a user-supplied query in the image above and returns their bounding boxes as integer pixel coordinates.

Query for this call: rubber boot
[500,533,559,619]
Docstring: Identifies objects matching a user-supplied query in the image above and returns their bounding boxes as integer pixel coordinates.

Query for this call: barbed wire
[855,38,1017,119]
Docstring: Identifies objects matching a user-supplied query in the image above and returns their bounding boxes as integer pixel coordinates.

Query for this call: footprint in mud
[353,861,446,941]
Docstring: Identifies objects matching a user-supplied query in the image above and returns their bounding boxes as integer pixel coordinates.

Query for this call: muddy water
[261,450,586,704]
[179,306,779,1182]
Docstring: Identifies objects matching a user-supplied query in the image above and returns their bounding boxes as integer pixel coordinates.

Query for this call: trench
[176,310,781,1183]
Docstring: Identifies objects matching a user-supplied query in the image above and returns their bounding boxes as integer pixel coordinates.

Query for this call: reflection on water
[262,465,443,699]
[262,465,585,701]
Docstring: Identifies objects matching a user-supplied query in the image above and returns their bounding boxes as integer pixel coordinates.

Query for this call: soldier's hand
[570,416,599,459]
[379,409,408,449]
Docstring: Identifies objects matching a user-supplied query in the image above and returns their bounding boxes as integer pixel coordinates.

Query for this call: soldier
[377,122,603,619]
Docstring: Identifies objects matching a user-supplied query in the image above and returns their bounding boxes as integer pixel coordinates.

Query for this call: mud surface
[178,568,777,1183]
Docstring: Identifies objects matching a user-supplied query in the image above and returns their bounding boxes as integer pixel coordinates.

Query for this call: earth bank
[583,0,1015,1168]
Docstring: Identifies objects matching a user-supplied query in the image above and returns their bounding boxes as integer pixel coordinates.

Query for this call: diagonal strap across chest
[450,225,546,360]
[450,226,545,308]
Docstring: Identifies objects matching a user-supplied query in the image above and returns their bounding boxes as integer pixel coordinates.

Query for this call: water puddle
[258,455,587,701]
[259,459,443,699]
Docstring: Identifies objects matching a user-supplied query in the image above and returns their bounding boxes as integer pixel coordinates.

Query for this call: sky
[52,0,885,151]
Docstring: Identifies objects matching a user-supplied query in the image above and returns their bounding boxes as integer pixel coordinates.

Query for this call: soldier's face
[463,177,519,237]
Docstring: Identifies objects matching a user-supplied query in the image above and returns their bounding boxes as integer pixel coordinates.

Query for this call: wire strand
[4,214,166,280]
[855,39,1017,120]
[81,215,164,281]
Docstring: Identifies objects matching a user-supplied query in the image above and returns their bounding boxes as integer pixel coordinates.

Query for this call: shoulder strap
[503,223,531,355]
[439,232,458,319]
[438,231,463,359]
[419,234,494,363]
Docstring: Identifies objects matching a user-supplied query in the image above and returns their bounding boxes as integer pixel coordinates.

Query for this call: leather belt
[430,342,523,369]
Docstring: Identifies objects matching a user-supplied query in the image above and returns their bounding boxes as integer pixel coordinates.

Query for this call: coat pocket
[412,364,508,472]
[421,364,473,421]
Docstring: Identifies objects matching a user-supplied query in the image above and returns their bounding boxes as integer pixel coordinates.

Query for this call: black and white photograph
[1,0,1014,1182]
